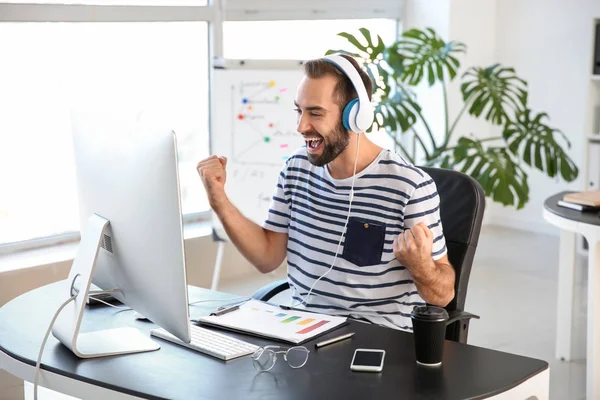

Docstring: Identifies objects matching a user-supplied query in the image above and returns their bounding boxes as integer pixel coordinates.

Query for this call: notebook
[563,191,600,207]
[195,299,348,344]
[557,200,600,212]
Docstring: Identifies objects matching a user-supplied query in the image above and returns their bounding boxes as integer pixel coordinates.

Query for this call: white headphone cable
[292,132,361,307]
[34,295,77,400]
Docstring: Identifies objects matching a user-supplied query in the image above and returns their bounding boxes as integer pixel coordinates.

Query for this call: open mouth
[305,137,324,153]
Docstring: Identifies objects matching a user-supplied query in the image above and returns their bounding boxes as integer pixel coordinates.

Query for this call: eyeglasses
[251,345,310,372]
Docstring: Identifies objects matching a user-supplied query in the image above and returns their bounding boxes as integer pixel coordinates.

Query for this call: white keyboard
[150,325,260,361]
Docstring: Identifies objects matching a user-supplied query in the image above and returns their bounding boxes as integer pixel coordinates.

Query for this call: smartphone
[350,348,386,372]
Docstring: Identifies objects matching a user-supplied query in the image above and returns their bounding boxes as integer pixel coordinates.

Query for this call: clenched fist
[393,222,434,272]
[197,155,228,211]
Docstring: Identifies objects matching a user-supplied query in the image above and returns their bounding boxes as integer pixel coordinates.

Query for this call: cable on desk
[34,295,77,400]
[188,296,249,306]
[32,290,249,399]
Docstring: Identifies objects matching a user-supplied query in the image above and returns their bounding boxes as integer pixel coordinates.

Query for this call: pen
[279,304,319,315]
[279,305,297,311]
[217,298,249,311]
[315,332,355,349]
[210,304,241,317]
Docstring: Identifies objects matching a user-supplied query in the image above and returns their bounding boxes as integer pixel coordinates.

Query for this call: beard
[306,121,350,167]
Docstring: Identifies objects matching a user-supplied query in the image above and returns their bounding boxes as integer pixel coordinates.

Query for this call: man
[197,55,454,331]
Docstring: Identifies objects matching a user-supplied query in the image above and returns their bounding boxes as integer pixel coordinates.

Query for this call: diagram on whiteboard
[212,66,305,236]
[231,80,304,166]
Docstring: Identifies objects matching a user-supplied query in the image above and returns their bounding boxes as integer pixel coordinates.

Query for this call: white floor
[464,226,587,400]
[0,225,587,399]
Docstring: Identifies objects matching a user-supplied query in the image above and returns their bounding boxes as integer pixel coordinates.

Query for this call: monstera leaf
[373,91,421,133]
[326,27,385,61]
[461,64,528,125]
[396,27,466,86]
[451,137,529,208]
[503,109,578,181]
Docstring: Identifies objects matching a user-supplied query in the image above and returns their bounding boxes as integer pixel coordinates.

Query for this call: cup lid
[411,305,449,322]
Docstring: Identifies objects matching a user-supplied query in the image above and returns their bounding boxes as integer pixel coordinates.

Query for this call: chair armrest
[251,279,289,301]
[447,309,480,326]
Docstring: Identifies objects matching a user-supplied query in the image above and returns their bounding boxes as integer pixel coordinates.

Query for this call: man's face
[295,75,350,166]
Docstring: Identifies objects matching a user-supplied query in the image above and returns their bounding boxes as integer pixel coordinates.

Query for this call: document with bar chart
[197,300,348,344]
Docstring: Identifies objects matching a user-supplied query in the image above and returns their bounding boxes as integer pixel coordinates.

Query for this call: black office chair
[252,167,485,344]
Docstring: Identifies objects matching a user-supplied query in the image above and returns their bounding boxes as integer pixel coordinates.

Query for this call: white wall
[405,0,497,142]
[404,0,452,156]
[405,0,450,36]
[403,0,497,161]
[447,0,497,146]
[405,0,597,235]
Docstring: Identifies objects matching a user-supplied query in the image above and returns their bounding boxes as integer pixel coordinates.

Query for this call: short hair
[302,55,373,112]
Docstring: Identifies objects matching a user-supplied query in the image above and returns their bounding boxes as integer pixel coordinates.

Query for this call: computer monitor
[52,110,191,358]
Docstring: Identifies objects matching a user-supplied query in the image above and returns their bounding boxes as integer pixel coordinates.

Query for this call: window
[223,19,398,60]
[0,22,209,245]
[2,1,207,4]
[0,2,403,249]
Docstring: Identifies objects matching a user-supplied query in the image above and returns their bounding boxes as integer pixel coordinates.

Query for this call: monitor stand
[52,214,160,358]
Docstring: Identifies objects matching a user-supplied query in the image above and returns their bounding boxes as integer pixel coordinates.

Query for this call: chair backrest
[419,167,485,313]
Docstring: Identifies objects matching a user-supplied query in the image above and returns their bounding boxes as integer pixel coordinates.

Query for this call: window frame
[0,0,402,252]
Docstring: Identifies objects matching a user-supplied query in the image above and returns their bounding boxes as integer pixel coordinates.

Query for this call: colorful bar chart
[247,305,335,336]
[200,299,347,344]
[281,316,302,324]
[297,320,329,334]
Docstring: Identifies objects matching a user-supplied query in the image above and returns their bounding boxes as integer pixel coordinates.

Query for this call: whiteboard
[211,60,306,239]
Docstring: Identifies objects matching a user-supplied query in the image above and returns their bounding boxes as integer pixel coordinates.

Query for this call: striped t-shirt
[263,147,447,331]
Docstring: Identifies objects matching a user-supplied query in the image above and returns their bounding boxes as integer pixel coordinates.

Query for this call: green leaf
[449,138,530,208]
[461,154,476,173]
[461,64,528,125]
[523,138,534,165]
[534,140,543,171]
[386,47,406,76]
[440,155,452,168]
[545,145,557,177]
[338,32,368,52]
[394,27,465,86]
[359,28,373,46]
[373,92,420,133]
[503,109,579,182]
[324,49,362,58]
[427,63,435,86]
[443,59,457,80]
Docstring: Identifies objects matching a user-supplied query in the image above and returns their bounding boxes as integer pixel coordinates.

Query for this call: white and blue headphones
[321,54,375,133]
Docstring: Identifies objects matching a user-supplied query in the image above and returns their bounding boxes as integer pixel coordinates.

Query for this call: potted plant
[326,27,578,208]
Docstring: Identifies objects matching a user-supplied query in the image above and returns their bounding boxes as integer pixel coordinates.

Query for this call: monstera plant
[326,27,578,208]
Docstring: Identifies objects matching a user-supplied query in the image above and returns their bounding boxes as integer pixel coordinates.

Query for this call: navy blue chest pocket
[342,218,386,267]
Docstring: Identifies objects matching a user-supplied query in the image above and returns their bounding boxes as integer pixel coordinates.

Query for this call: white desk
[543,191,600,400]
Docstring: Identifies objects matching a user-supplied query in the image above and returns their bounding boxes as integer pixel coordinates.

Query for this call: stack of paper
[559,191,600,211]
[197,300,347,344]
[563,190,600,206]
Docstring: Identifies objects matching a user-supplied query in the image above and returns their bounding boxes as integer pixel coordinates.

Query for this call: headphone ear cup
[342,98,360,133]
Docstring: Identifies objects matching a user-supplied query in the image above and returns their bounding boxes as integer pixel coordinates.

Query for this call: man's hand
[393,222,455,306]
[197,155,228,211]
[393,222,434,272]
